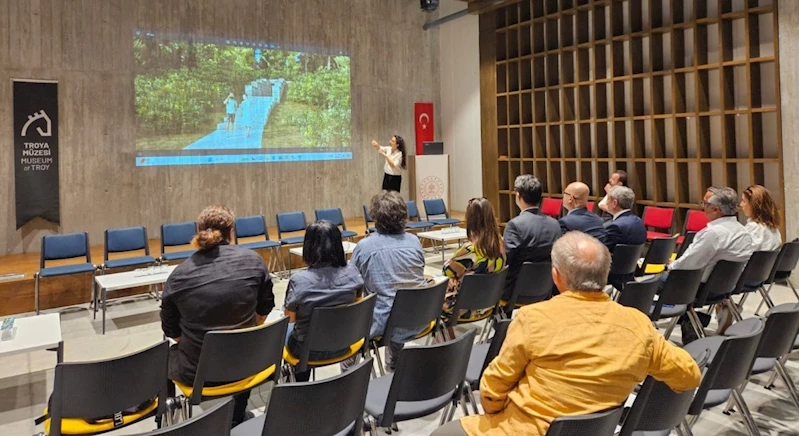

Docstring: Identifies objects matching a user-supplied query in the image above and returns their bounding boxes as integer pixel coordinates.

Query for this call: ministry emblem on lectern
[420,176,445,199]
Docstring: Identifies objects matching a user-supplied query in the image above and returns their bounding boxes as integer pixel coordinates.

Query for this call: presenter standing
[372,135,407,192]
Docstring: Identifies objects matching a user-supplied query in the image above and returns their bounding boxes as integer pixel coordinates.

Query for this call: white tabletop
[0,313,62,358]
[94,265,178,292]
[289,241,358,257]
[417,228,468,242]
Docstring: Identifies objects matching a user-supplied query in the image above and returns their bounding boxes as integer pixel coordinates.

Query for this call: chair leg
[789,279,799,301]
[724,380,749,415]
[726,298,743,322]
[731,389,762,436]
[687,308,705,339]
[663,317,679,339]
[439,403,451,426]
[679,420,695,436]
[775,359,799,410]
[35,274,40,315]
[374,347,386,377]
[466,386,480,415]
[765,355,789,389]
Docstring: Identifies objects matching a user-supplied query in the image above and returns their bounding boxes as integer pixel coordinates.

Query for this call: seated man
[502,175,561,300]
[598,169,627,221]
[669,187,753,342]
[433,232,701,436]
[604,186,647,290]
[160,205,275,427]
[559,181,607,243]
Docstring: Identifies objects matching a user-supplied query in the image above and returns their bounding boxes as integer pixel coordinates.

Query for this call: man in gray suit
[502,175,562,299]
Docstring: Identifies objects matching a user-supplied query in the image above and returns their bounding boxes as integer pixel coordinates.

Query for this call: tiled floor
[2,245,799,435]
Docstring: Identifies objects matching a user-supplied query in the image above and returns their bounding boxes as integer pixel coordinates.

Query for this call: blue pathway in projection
[184,78,286,150]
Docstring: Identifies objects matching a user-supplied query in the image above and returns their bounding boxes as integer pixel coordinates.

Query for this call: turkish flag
[414,102,434,155]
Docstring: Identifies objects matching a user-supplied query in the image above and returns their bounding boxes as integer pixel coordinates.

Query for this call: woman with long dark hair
[372,135,407,192]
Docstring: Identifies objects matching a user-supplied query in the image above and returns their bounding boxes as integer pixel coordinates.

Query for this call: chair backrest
[379,280,448,347]
[276,211,307,236]
[586,201,596,213]
[449,268,509,327]
[298,293,376,372]
[41,232,91,268]
[479,319,512,380]
[315,208,346,228]
[640,236,678,270]
[735,250,781,292]
[609,244,645,275]
[161,222,197,250]
[775,240,799,275]
[694,259,748,306]
[540,198,562,218]
[190,317,289,404]
[505,262,553,311]
[136,398,233,436]
[758,303,799,359]
[689,318,765,415]
[379,328,476,426]
[642,206,674,231]
[651,268,704,319]
[423,198,449,218]
[48,341,169,436]
[105,227,149,259]
[260,358,373,436]
[545,407,624,436]
[684,209,711,233]
[363,205,374,224]
[617,276,660,317]
[676,231,696,259]
[234,215,268,241]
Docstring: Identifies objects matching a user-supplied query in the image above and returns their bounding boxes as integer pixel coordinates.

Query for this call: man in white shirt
[598,170,627,220]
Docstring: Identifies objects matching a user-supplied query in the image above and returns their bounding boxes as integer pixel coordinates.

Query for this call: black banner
[13,80,60,229]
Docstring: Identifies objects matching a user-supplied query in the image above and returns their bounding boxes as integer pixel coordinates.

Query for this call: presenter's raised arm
[371,140,380,151]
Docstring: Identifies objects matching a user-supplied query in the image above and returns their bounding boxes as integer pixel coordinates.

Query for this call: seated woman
[442,197,506,321]
[284,220,363,381]
[741,185,782,251]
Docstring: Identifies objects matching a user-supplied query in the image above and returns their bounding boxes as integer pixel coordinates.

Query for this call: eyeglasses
[563,192,573,198]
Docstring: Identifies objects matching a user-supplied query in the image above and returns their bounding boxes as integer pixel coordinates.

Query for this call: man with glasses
[559,181,607,243]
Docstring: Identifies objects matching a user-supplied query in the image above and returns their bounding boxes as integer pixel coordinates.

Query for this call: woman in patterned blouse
[442,197,507,320]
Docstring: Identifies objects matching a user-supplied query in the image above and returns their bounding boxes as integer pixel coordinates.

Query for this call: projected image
[133,32,352,166]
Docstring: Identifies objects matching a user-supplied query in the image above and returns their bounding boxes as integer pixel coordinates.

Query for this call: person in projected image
[224,92,237,134]
[239,93,251,138]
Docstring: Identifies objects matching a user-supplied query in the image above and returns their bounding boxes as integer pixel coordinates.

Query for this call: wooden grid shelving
[487,0,783,231]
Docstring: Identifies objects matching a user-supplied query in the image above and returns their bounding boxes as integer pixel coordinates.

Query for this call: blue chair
[160,222,197,262]
[363,205,376,234]
[314,208,357,239]
[276,211,306,245]
[405,201,435,231]
[422,198,462,226]
[35,232,97,314]
[103,227,157,271]
[234,215,281,271]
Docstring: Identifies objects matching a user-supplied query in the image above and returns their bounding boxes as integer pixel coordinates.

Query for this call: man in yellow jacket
[434,231,701,436]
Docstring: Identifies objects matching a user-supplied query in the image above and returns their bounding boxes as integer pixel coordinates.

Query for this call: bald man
[433,232,701,436]
[558,182,607,243]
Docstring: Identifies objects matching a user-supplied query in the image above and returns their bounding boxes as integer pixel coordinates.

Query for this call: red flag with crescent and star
[414,102,434,155]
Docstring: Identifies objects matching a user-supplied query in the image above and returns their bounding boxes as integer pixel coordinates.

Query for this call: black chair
[651,268,704,338]
[686,260,748,339]
[445,268,508,342]
[39,341,169,436]
[617,276,659,317]
[462,319,511,415]
[372,281,447,375]
[231,358,373,436]
[283,293,376,379]
[545,407,624,436]
[728,250,781,319]
[684,318,765,436]
[500,262,552,317]
[174,317,289,418]
[137,398,233,436]
[363,328,476,433]
[637,236,678,276]
[608,244,645,291]
[675,231,697,259]
[756,240,799,314]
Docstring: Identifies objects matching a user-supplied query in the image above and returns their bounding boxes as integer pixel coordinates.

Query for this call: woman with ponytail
[160,205,275,427]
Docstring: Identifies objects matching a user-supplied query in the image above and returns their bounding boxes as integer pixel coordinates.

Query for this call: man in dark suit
[502,175,561,300]
[559,182,607,243]
[604,186,648,291]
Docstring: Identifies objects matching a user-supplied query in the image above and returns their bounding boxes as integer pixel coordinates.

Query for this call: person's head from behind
[607,186,635,215]
[194,205,234,250]
[370,190,407,234]
[741,185,780,229]
[390,135,408,169]
[609,170,628,187]
[514,174,543,210]
[563,182,590,211]
[702,187,738,221]
[466,198,502,260]
[302,220,347,268]
[551,231,611,293]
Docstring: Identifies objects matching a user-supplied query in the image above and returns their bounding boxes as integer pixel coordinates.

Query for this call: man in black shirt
[160,206,274,426]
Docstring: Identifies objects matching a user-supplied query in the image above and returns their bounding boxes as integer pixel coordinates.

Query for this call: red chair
[677,210,710,245]
[540,198,563,219]
[586,201,596,213]
[642,206,675,241]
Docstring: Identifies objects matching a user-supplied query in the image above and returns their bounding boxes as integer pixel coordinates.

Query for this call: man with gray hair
[604,186,647,290]
[434,232,700,436]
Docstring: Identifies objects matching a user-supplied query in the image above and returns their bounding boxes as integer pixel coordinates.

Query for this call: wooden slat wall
[0,0,440,255]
